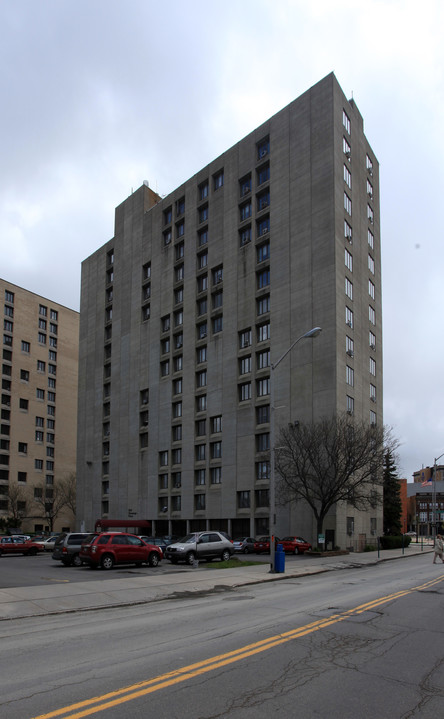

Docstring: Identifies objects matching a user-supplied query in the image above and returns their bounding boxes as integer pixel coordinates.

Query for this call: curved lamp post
[269,327,322,572]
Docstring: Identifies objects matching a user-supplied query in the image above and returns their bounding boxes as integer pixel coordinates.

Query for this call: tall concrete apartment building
[77,74,382,549]
[1,279,79,533]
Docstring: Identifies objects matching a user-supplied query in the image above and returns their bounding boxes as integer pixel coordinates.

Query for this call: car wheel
[293,547,299,555]
[101,554,114,570]
[169,557,179,564]
[148,552,160,567]
[27,548,38,556]
[221,549,231,562]
[186,551,196,565]
[72,554,82,567]
[243,547,249,554]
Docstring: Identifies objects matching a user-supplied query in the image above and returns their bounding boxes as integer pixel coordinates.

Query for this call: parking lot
[0,549,312,589]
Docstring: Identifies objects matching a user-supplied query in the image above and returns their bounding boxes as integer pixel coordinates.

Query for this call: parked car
[233,537,256,554]
[279,536,312,554]
[0,536,43,556]
[79,532,163,570]
[52,532,91,566]
[33,536,57,552]
[140,536,169,553]
[254,536,281,554]
[165,531,234,565]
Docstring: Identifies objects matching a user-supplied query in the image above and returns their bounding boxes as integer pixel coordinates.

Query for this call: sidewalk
[0,544,434,621]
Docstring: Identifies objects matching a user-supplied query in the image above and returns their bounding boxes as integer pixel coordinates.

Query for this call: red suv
[80,532,163,570]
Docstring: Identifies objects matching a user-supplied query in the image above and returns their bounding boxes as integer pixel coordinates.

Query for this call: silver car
[165,531,234,565]
[232,537,256,554]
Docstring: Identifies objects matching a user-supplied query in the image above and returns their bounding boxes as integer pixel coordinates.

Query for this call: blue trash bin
[274,543,285,573]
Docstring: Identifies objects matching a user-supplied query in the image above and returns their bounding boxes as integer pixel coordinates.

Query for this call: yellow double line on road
[32,574,444,719]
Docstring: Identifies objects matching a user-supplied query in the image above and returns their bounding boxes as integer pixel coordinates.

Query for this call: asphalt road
[1,554,443,719]
[0,550,305,588]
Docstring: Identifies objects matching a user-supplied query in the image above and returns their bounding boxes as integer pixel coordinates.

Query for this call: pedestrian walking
[433,534,444,564]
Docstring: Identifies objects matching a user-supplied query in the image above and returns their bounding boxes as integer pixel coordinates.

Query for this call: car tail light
[62,547,68,554]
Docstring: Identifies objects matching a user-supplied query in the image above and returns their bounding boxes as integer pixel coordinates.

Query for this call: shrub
[379,535,411,549]
[363,544,376,552]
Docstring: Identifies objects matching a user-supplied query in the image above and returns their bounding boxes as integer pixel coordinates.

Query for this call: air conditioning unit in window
[174,482,181,488]
[370,396,376,402]
[347,410,353,416]
[346,320,352,327]
[243,187,250,196]
[345,151,351,160]
[260,149,267,158]
[370,343,376,350]
[347,236,353,244]
[346,349,354,357]
[262,227,268,235]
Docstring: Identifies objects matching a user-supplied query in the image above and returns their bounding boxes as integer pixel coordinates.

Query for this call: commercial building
[1,279,79,533]
[77,73,382,549]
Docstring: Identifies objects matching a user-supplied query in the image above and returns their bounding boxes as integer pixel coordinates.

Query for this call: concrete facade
[1,279,79,533]
[77,74,382,549]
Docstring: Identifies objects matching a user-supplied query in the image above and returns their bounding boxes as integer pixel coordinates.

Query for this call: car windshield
[178,534,198,543]
[82,534,99,546]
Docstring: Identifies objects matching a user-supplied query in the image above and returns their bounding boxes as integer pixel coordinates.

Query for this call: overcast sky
[1,0,443,481]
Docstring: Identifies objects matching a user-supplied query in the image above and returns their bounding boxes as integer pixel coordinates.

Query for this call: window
[36,388,45,400]
[212,266,223,285]
[239,355,251,375]
[257,322,270,342]
[197,251,208,270]
[238,490,251,508]
[49,322,57,335]
[175,287,183,305]
[346,336,354,356]
[368,229,374,250]
[255,489,269,508]
[5,290,14,303]
[344,221,352,241]
[345,248,353,272]
[4,305,13,318]
[20,369,29,382]
[35,416,44,427]
[171,495,181,511]
[39,304,47,317]
[256,461,270,480]
[239,382,251,401]
[174,333,183,350]
[19,398,28,411]
[343,110,351,134]
[172,448,182,464]
[343,136,351,156]
[368,280,375,300]
[161,315,170,333]
[367,180,373,200]
[370,410,376,426]
[198,205,208,223]
[196,370,207,388]
[212,291,223,309]
[175,264,184,282]
[212,316,223,334]
[164,206,172,225]
[142,262,151,281]
[240,202,251,222]
[256,433,270,451]
[256,405,270,424]
[176,197,185,216]
[173,378,183,395]
[197,322,207,340]
[369,331,376,349]
[369,305,376,325]
[173,355,183,372]
[368,255,375,274]
[344,192,352,216]
[195,494,206,510]
[18,442,28,454]
[239,328,252,349]
[257,217,270,236]
[163,229,172,246]
[4,320,13,332]
[210,441,222,459]
[173,401,182,418]
[366,154,373,173]
[199,181,209,201]
[343,164,351,188]
[210,467,222,485]
[174,310,183,328]
[346,395,354,414]
[257,190,270,211]
[18,471,26,483]
[346,365,354,387]
[370,384,376,402]
[196,394,207,412]
[345,278,353,300]
[35,431,44,442]
[22,341,30,353]
[195,419,206,437]
[257,349,270,369]
[257,268,270,289]
[213,170,224,190]
[161,337,170,355]
[160,360,169,377]
[257,137,269,159]
[239,226,252,247]
[257,378,270,397]
[196,346,207,364]
[369,358,376,376]
[3,335,12,347]
[198,228,208,247]
[197,274,208,293]
[195,469,206,486]
[257,241,270,263]
[240,176,251,197]
[211,415,222,433]
[367,205,374,224]
[175,242,184,262]
[48,364,56,376]
[159,450,168,466]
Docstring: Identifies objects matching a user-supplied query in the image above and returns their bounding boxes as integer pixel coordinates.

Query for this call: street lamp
[432,452,444,538]
[269,326,322,572]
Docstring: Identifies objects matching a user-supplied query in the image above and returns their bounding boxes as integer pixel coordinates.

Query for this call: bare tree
[32,475,75,533]
[6,483,30,527]
[275,414,396,546]
[59,473,76,517]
